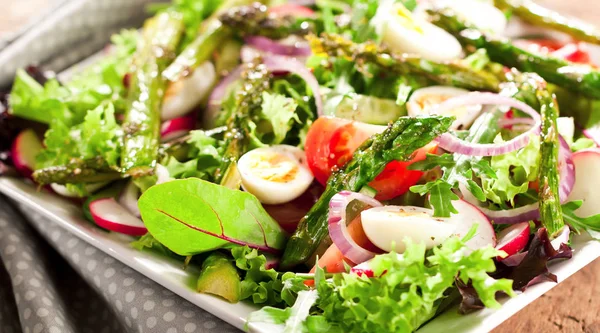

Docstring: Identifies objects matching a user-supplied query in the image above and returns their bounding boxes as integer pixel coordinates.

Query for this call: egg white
[238,145,314,205]
[361,206,456,253]
[407,86,482,130]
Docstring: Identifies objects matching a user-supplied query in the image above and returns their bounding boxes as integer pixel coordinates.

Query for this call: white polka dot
[22,252,32,261]
[115,300,123,312]
[16,261,29,270]
[125,291,136,303]
[203,321,216,329]
[142,288,154,296]
[33,323,43,333]
[72,253,80,263]
[14,275,23,286]
[49,326,61,333]
[125,317,132,328]
[143,300,155,311]
[23,308,32,319]
[87,260,97,271]
[167,328,177,333]
[122,267,133,274]
[182,310,195,318]
[108,283,117,295]
[51,230,60,241]
[8,234,19,242]
[5,245,15,254]
[131,307,138,319]
[162,299,175,307]
[147,317,157,329]
[25,291,36,301]
[163,311,176,322]
[67,239,79,248]
[104,268,116,278]
[123,277,135,287]
[184,323,197,332]
[103,257,115,264]
[29,278,41,288]
[36,308,49,317]
[42,296,52,306]
[55,316,64,326]
[84,247,97,256]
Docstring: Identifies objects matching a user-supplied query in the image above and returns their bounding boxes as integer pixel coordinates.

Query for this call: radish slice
[118,181,141,217]
[50,182,108,198]
[89,198,147,236]
[495,222,530,261]
[11,129,43,178]
[566,148,600,217]
[450,199,496,250]
[161,112,196,142]
[350,261,374,278]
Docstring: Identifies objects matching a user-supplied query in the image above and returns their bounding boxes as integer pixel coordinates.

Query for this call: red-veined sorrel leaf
[138,178,286,256]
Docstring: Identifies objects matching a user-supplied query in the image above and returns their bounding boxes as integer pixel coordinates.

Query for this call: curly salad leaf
[481,134,540,206]
[249,233,515,333]
[138,178,287,256]
[10,30,137,125]
[36,103,123,169]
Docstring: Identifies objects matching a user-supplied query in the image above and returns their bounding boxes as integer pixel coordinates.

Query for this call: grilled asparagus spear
[121,11,184,178]
[280,116,454,268]
[309,33,501,92]
[429,8,600,99]
[494,0,600,45]
[33,157,121,185]
[213,62,271,189]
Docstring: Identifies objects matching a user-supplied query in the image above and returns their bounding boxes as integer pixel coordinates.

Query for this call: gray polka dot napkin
[0,195,240,333]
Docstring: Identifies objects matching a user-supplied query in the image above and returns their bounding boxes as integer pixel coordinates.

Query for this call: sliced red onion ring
[459,135,574,224]
[245,36,312,57]
[328,191,383,264]
[263,55,323,117]
[436,93,542,156]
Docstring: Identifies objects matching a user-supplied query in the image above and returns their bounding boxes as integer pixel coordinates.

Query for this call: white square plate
[1,177,599,333]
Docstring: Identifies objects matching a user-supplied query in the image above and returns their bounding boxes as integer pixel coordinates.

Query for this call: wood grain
[494,2,600,332]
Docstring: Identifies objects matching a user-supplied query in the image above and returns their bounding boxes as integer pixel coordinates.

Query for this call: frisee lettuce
[249,234,515,333]
[481,134,540,206]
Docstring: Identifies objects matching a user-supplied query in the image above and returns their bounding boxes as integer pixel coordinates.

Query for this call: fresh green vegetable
[121,11,185,177]
[281,115,454,268]
[9,30,137,124]
[214,62,271,188]
[252,233,515,332]
[162,0,256,82]
[309,33,501,92]
[131,233,179,258]
[537,86,565,237]
[258,92,300,144]
[163,129,224,181]
[232,247,308,307]
[481,134,540,206]
[494,0,600,45]
[429,7,600,99]
[562,201,600,240]
[324,90,407,125]
[33,157,122,185]
[196,252,241,302]
[138,178,286,256]
[410,111,501,217]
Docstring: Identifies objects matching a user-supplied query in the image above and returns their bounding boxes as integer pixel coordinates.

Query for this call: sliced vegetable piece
[495,222,530,261]
[11,129,42,178]
[89,197,148,236]
[161,112,197,142]
[450,199,496,250]
[566,148,600,217]
[161,62,216,121]
[196,252,241,303]
[407,86,481,130]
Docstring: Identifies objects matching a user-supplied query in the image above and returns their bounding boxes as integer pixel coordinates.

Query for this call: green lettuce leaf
[138,178,287,256]
[481,134,540,205]
[249,234,515,333]
[562,200,600,240]
[258,92,300,145]
[232,247,308,307]
[36,103,123,169]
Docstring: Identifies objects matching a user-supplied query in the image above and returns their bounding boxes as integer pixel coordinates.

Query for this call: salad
[3,0,600,331]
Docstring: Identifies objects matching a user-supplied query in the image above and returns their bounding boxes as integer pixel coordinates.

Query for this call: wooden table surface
[1,0,599,332]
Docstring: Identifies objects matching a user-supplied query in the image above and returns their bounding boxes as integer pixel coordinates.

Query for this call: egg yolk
[248,152,299,183]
